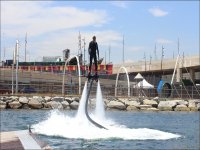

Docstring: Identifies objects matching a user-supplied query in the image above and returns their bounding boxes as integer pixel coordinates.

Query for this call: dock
[0,130,51,150]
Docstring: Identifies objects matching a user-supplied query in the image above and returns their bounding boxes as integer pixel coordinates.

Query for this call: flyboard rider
[88,36,99,78]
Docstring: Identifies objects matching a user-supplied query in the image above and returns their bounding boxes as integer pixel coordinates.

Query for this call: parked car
[20,87,36,93]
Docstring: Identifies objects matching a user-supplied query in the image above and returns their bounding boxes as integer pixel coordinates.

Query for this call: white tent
[134,73,143,80]
[137,79,154,89]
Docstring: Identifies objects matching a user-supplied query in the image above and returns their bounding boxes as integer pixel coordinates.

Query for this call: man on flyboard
[88,36,99,81]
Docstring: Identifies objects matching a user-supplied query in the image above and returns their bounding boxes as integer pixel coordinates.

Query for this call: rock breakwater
[0,96,200,111]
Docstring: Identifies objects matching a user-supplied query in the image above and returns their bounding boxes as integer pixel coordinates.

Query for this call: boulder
[146,108,159,111]
[46,101,63,109]
[173,100,188,106]
[21,104,30,109]
[124,100,140,107]
[61,101,70,109]
[107,101,126,110]
[126,105,138,111]
[118,98,128,104]
[44,96,52,102]
[188,100,200,107]
[158,101,178,111]
[32,96,44,103]
[10,96,19,101]
[19,97,29,104]
[71,97,80,102]
[69,101,79,110]
[143,99,158,107]
[28,98,43,109]
[8,101,22,109]
[51,97,64,102]
[197,103,200,111]
[139,105,153,110]
[65,97,73,104]
[0,100,7,109]
[0,96,10,102]
[174,104,190,111]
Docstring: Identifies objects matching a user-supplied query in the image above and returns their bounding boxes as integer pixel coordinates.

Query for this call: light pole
[82,37,86,76]
[149,54,152,71]
[161,46,164,70]
[15,40,19,94]
[122,35,124,64]
[143,52,146,72]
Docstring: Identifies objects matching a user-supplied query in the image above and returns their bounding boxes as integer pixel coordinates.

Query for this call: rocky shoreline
[0,96,200,111]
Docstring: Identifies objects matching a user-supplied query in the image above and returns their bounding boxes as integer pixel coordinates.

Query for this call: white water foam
[32,82,181,140]
[94,81,105,120]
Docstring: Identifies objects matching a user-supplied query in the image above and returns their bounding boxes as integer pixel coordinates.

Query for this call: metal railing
[0,68,200,99]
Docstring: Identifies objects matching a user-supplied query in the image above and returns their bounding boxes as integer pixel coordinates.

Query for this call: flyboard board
[85,74,107,130]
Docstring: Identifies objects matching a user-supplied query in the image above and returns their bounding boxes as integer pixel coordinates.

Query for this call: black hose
[85,79,107,130]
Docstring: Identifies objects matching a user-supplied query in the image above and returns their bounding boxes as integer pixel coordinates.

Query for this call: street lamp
[161,46,164,70]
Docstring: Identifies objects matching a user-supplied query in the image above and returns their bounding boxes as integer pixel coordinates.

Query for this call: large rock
[28,98,43,109]
[65,97,73,104]
[32,96,44,103]
[21,104,30,109]
[158,101,178,111]
[146,108,159,111]
[10,96,19,101]
[8,101,22,109]
[197,103,200,111]
[107,101,126,110]
[124,100,140,107]
[44,96,52,102]
[118,98,128,104]
[69,101,79,110]
[0,100,7,109]
[174,104,190,111]
[19,97,29,104]
[4,96,15,103]
[71,97,80,102]
[126,105,138,111]
[0,96,9,102]
[139,105,153,110]
[173,100,188,106]
[143,99,158,107]
[46,101,63,109]
[61,101,70,109]
[188,100,200,111]
[51,97,64,102]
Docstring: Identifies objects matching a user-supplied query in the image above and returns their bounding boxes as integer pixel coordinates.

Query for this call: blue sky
[1,1,199,64]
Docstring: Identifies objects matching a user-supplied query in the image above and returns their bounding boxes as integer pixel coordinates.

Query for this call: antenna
[105,49,106,65]
[149,54,152,70]
[143,52,146,71]
[154,43,157,60]
[161,45,164,70]
[78,31,82,55]
[177,38,180,55]
[122,35,124,63]
[25,32,27,62]
[109,44,111,63]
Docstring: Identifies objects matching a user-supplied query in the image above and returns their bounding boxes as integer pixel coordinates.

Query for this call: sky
[1,1,199,64]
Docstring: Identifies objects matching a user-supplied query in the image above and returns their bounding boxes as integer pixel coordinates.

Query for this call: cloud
[148,7,168,17]
[1,1,109,37]
[23,30,123,61]
[156,38,173,44]
[110,1,128,9]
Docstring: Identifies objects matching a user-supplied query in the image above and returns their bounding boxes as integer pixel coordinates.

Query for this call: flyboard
[85,74,107,130]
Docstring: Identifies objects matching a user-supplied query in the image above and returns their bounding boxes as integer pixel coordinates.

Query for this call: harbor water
[1,110,199,149]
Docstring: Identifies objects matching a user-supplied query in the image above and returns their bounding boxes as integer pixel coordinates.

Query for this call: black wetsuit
[88,41,99,74]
